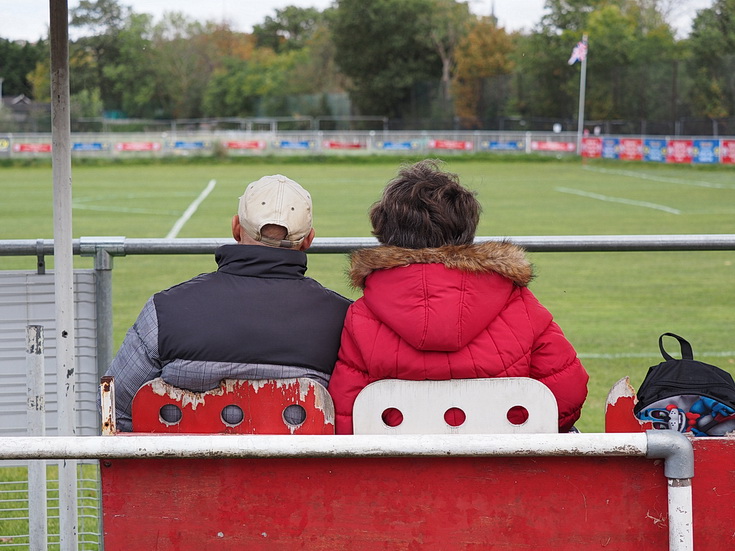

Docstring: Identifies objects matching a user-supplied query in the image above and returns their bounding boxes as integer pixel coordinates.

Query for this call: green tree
[205,9,346,119]
[515,0,683,125]
[253,6,324,53]
[687,0,735,118]
[203,46,311,117]
[27,56,51,103]
[541,0,604,32]
[540,1,681,35]
[0,38,47,99]
[288,24,346,95]
[625,18,681,123]
[510,30,573,120]
[146,13,216,119]
[69,0,131,111]
[583,6,638,119]
[452,17,514,127]
[101,13,157,118]
[330,0,441,117]
[421,0,472,108]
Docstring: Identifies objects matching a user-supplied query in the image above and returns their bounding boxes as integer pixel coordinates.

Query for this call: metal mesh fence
[0,462,102,550]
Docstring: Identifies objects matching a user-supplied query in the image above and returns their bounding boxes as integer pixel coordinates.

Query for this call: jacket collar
[349,240,534,289]
[215,244,307,278]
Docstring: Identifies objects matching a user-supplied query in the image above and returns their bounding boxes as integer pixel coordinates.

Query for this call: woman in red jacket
[328,159,589,434]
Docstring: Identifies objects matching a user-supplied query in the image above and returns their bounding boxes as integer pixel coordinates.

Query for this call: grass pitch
[1,156,734,431]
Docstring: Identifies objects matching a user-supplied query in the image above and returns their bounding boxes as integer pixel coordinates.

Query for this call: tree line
[1,0,733,131]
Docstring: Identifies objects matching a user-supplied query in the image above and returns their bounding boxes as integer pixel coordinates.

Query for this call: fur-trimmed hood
[348,241,535,351]
[348,240,534,290]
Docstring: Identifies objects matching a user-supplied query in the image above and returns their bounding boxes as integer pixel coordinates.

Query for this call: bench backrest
[605,376,653,432]
[352,378,558,434]
[130,377,335,434]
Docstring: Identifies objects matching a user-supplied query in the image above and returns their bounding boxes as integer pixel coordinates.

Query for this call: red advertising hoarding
[115,142,162,152]
[666,140,693,163]
[531,141,576,152]
[13,143,52,153]
[581,138,602,158]
[428,139,473,151]
[224,140,265,150]
[618,138,643,161]
[721,140,735,164]
[323,141,364,150]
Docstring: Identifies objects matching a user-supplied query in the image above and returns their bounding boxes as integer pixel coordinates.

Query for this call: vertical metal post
[95,248,114,381]
[668,480,694,551]
[646,430,695,551]
[100,376,117,435]
[49,1,79,548]
[26,325,48,550]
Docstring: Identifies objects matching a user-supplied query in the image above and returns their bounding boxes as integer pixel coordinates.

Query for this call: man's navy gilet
[154,244,351,375]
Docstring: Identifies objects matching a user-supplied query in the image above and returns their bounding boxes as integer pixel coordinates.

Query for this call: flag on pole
[568,40,588,65]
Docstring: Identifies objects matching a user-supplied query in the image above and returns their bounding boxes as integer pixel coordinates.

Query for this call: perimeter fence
[1,130,734,165]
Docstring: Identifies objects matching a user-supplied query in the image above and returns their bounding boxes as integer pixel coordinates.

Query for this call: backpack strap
[659,333,694,360]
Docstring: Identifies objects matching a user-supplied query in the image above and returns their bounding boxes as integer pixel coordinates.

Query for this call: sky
[0,0,716,42]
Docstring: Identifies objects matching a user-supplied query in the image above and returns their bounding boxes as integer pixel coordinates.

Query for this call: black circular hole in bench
[159,404,182,424]
[283,404,306,426]
[221,404,244,426]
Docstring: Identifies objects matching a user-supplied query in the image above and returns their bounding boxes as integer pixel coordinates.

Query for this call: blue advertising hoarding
[73,142,105,151]
[378,141,418,151]
[278,141,313,150]
[172,141,206,150]
[643,139,667,162]
[601,138,619,160]
[692,140,719,164]
[480,141,524,151]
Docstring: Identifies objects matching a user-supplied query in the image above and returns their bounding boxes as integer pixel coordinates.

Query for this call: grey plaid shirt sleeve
[104,297,162,432]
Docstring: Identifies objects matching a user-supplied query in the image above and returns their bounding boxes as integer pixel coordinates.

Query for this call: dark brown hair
[369,159,481,249]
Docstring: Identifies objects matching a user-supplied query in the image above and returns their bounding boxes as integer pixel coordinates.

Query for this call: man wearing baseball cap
[105,175,352,431]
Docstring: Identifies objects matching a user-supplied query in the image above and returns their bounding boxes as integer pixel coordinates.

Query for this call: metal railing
[3,233,735,379]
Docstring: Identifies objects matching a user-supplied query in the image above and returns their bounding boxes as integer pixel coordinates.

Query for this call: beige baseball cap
[238,174,313,249]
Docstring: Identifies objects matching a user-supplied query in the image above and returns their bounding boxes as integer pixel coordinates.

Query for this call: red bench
[97,377,734,550]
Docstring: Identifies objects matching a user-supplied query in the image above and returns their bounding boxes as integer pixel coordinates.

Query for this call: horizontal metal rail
[1,234,734,258]
[0,433,649,459]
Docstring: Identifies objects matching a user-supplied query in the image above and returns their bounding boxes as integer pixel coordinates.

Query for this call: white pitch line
[579,351,735,359]
[582,165,734,189]
[556,186,681,214]
[73,204,181,215]
[166,179,217,239]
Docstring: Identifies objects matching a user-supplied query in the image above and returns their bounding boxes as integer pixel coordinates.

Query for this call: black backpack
[633,333,735,436]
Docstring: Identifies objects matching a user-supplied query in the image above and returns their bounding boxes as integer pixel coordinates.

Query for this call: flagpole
[576,33,588,155]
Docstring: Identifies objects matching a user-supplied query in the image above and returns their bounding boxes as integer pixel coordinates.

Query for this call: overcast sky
[0,0,715,42]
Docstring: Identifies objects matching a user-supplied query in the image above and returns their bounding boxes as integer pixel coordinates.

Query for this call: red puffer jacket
[328,241,589,434]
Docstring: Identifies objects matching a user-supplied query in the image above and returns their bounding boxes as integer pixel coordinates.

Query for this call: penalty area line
[166,179,217,239]
[555,186,681,214]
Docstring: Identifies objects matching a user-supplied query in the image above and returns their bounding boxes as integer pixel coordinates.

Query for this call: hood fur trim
[349,240,534,289]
